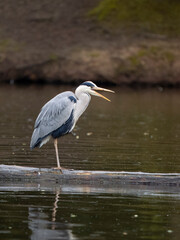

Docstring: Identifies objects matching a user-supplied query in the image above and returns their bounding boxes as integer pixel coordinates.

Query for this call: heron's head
[76,81,114,102]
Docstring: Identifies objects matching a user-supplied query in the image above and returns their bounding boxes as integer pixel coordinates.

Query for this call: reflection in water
[0,185,179,240]
[28,190,76,240]
[0,182,180,197]
[52,190,60,223]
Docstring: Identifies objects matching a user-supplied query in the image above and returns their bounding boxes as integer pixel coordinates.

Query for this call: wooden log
[0,164,180,188]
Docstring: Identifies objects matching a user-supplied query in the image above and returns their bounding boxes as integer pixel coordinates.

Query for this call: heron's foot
[52,167,63,173]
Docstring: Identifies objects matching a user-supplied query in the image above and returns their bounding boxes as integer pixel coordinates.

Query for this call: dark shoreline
[2,79,180,89]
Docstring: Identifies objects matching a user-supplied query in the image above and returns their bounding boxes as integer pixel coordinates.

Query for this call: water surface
[0,85,180,240]
[0,183,180,240]
[0,85,179,172]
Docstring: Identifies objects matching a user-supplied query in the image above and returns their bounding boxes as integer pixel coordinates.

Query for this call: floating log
[0,164,180,188]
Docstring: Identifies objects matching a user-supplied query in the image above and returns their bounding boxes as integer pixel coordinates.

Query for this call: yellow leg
[54,139,61,169]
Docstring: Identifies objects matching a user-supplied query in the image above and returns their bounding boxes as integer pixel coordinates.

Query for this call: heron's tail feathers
[30,128,50,149]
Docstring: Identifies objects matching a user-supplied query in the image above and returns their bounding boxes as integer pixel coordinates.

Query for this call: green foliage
[0,39,22,52]
[129,46,175,63]
[89,0,180,36]
[49,53,58,61]
[116,46,175,75]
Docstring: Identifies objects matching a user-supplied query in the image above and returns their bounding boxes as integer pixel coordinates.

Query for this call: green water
[0,85,179,239]
[0,186,179,240]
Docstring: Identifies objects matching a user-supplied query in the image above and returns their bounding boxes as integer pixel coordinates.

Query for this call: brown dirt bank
[0,0,180,86]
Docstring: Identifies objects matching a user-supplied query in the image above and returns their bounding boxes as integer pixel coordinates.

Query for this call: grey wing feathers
[30,91,76,149]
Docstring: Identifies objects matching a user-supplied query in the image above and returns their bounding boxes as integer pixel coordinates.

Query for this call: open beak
[92,87,115,102]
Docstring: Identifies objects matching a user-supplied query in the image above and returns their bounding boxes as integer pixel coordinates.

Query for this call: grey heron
[30,81,114,170]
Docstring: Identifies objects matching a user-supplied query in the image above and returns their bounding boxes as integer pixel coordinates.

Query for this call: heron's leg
[54,139,61,169]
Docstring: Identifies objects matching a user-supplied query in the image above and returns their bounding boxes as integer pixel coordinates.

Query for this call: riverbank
[0,0,180,87]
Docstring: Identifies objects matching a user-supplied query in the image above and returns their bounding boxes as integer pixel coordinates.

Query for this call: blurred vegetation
[0,39,21,52]
[89,0,180,36]
[115,45,176,78]
[128,46,175,67]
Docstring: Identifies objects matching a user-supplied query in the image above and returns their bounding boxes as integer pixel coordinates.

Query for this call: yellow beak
[92,87,115,102]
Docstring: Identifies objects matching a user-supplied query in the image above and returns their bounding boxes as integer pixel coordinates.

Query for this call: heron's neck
[74,92,91,121]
